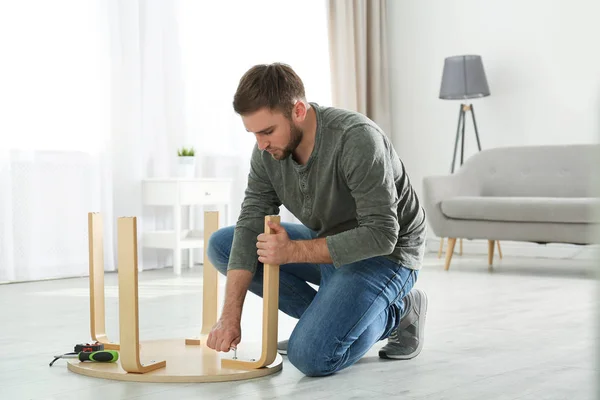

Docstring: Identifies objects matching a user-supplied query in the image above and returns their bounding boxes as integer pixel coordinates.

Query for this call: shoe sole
[379,288,428,360]
[277,340,288,355]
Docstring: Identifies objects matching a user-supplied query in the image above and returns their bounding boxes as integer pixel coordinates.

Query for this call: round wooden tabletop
[67,339,284,383]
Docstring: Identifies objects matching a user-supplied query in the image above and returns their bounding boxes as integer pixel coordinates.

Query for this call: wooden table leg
[186,211,220,346]
[221,215,280,370]
[88,212,119,350]
[118,217,166,373]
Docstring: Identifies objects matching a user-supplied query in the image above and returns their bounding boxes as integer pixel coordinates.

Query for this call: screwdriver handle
[78,350,119,363]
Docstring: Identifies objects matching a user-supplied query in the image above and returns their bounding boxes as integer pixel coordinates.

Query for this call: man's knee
[206,226,233,276]
[287,333,340,377]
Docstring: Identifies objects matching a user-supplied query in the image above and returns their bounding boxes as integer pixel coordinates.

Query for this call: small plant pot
[177,156,196,178]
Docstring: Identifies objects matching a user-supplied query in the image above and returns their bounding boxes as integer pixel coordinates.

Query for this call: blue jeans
[207,223,418,377]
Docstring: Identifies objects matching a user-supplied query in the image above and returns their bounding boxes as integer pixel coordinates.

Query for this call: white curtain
[0,0,113,282]
[0,0,184,281]
[107,0,188,272]
[326,0,392,136]
[0,0,332,283]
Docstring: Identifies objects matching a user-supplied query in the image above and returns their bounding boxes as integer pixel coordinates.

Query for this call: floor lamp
[437,55,502,260]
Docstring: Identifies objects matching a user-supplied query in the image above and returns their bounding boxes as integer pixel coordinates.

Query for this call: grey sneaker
[277,339,288,355]
[379,288,428,360]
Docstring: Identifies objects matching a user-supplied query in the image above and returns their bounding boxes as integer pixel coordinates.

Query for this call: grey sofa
[422,144,600,270]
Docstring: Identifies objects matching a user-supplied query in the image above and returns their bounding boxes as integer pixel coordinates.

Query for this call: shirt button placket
[300,173,310,216]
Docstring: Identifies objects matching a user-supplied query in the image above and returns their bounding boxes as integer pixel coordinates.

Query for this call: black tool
[49,342,119,367]
[74,342,105,353]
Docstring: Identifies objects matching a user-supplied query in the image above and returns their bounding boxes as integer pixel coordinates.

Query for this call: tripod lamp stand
[439,54,489,173]
[437,54,502,260]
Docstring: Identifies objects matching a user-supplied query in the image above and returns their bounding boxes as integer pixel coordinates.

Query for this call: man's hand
[256,221,296,265]
[257,221,334,265]
[207,269,251,353]
[206,316,241,352]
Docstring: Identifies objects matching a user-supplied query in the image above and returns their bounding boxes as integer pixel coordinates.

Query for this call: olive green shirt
[228,103,427,274]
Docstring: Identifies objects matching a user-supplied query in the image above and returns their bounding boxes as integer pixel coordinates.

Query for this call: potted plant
[177,146,196,178]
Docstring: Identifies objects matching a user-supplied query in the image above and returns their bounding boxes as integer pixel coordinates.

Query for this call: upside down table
[69,211,283,383]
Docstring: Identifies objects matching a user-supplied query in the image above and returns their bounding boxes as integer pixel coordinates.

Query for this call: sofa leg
[488,240,495,267]
[497,241,503,259]
[439,238,463,259]
[445,238,457,271]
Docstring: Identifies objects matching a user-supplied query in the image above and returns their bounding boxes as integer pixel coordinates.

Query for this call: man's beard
[272,123,303,161]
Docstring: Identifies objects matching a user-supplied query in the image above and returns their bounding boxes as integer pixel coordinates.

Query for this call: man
[205,63,428,377]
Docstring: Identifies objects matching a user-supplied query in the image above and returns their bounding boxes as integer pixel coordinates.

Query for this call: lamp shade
[439,55,490,100]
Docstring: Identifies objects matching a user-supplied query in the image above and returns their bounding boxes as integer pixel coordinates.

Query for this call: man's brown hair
[233,63,306,118]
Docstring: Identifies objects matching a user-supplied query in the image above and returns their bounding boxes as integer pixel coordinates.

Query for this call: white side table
[141,178,232,275]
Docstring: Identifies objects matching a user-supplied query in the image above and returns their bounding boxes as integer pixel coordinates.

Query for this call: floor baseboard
[427,237,599,260]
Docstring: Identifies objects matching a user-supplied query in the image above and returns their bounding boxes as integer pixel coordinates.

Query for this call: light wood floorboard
[0,253,596,400]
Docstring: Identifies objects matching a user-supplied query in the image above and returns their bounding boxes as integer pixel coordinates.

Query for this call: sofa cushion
[440,196,600,224]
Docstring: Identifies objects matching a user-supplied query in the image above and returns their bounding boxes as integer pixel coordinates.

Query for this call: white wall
[388,0,600,255]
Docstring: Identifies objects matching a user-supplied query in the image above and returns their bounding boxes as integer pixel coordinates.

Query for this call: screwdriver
[49,350,119,366]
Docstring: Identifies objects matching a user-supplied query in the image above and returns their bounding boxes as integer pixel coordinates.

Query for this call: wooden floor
[0,252,597,399]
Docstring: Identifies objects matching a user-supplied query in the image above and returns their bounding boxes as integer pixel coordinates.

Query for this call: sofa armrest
[422,173,480,237]
[423,175,458,205]
[423,173,479,202]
